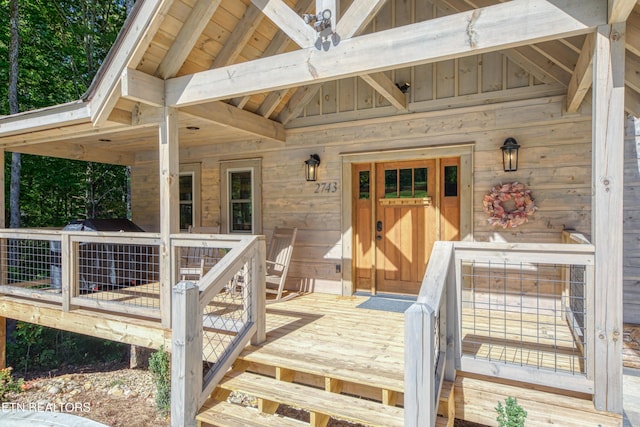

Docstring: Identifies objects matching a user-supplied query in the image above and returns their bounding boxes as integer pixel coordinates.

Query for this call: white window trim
[220,159,262,234]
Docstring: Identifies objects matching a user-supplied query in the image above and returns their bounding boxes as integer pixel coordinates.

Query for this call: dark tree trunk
[9,0,21,229]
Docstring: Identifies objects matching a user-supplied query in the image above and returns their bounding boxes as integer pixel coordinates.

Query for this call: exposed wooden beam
[232,0,315,108]
[530,41,580,74]
[211,4,265,69]
[609,0,636,23]
[626,50,640,93]
[166,0,606,108]
[360,74,407,110]
[626,10,640,57]
[592,22,625,414]
[10,142,135,166]
[335,0,388,38]
[505,46,571,86]
[91,0,174,126]
[181,103,286,142]
[280,0,394,123]
[121,68,165,107]
[0,102,90,138]
[625,86,640,117]
[250,0,317,48]
[566,32,596,113]
[257,90,288,118]
[156,0,223,78]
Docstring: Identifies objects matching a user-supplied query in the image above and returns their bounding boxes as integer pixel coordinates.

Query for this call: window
[221,159,262,234]
[179,164,201,231]
[383,166,429,198]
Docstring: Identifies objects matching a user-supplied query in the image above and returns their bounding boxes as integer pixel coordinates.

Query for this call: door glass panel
[384,169,397,198]
[414,168,428,198]
[399,169,413,198]
[359,171,370,199]
[444,165,458,197]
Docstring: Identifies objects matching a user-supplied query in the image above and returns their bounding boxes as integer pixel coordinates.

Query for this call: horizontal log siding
[624,116,640,324]
[131,95,593,295]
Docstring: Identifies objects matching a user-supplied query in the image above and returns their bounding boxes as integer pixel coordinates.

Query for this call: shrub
[0,367,26,402]
[496,396,527,427]
[149,347,170,415]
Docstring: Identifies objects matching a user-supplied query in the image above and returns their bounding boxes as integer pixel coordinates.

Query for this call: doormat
[355,293,416,313]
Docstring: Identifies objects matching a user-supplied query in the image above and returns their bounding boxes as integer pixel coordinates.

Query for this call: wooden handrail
[170,235,266,426]
[405,241,455,427]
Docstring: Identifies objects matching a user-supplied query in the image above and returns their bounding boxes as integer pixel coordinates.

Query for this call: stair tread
[218,370,404,427]
[198,400,306,427]
[240,346,404,392]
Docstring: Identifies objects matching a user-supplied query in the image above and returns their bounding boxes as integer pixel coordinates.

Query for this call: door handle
[376,235,382,241]
[376,221,383,232]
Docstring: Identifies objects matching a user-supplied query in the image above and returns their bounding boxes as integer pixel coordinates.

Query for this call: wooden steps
[204,370,405,427]
[198,400,306,427]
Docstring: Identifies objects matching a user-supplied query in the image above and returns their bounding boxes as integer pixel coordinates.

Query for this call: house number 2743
[314,182,338,193]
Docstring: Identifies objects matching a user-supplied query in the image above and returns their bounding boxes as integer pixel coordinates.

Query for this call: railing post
[405,303,436,427]
[251,237,267,345]
[61,233,75,312]
[171,281,202,427]
[445,251,458,381]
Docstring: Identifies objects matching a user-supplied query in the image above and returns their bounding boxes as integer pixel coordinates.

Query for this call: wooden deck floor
[246,293,406,395]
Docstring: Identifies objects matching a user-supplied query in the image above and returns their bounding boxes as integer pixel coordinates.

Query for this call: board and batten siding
[625,116,640,324]
[130,95,593,295]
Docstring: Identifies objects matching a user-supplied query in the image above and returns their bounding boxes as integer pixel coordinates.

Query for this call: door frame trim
[340,143,474,295]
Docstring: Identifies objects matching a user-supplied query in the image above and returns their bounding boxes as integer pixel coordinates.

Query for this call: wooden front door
[353,158,460,295]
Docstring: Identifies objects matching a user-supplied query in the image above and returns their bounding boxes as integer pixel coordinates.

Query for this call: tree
[8,0,20,229]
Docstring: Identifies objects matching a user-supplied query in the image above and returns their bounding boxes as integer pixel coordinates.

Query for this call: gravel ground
[4,363,168,427]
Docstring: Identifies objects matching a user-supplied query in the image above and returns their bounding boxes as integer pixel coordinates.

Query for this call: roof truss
[166,0,606,108]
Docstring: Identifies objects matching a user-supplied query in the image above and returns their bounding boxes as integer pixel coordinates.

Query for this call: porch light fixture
[500,137,520,172]
[304,154,321,182]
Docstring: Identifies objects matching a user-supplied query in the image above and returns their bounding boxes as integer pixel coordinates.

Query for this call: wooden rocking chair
[265,227,297,303]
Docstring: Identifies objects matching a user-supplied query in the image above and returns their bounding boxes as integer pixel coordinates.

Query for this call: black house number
[314,182,338,193]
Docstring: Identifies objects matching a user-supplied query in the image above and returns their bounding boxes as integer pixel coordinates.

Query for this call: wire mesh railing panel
[0,237,61,300]
[73,241,160,310]
[460,259,588,376]
[202,261,252,385]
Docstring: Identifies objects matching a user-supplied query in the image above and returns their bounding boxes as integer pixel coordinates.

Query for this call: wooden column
[0,149,4,369]
[592,23,625,414]
[159,107,180,328]
[170,281,202,427]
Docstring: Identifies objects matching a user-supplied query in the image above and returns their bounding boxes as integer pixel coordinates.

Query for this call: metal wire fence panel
[460,259,588,376]
[202,261,252,385]
[0,237,62,301]
[73,240,160,311]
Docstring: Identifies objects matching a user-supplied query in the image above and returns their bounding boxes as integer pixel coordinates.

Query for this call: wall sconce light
[500,137,520,172]
[304,154,321,182]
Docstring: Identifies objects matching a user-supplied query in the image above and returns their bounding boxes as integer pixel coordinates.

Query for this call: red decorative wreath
[482,182,537,229]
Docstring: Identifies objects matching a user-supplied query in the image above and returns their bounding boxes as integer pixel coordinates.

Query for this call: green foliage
[7,322,128,374]
[0,367,26,402]
[149,347,171,415]
[496,397,528,427]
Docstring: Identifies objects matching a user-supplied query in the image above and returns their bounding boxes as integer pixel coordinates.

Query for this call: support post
[170,281,202,427]
[159,107,180,328]
[0,149,5,369]
[251,237,267,345]
[405,303,436,427]
[592,23,625,413]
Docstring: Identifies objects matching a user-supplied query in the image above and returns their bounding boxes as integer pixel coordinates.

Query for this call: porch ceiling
[1,0,640,165]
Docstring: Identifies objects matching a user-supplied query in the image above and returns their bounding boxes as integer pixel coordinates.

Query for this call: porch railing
[405,239,596,426]
[0,229,162,318]
[170,234,266,427]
